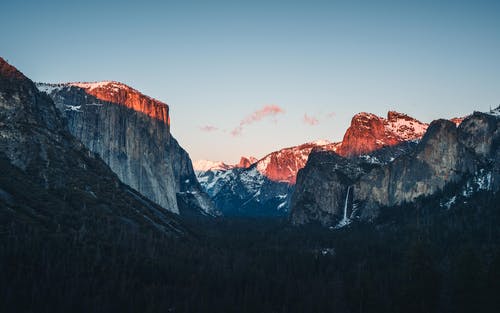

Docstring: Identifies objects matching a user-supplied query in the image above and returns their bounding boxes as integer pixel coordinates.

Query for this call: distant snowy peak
[310,139,332,146]
[196,140,339,184]
[237,156,258,169]
[36,81,170,124]
[193,160,233,172]
[69,81,120,90]
[193,156,258,172]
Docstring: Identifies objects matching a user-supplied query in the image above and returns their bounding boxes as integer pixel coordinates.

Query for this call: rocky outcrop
[290,151,366,225]
[237,156,257,168]
[458,111,500,191]
[290,112,500,226]
[337,111,428,157]
[37,82,217,216]
[0,57,185,235]
[354,120,475,217]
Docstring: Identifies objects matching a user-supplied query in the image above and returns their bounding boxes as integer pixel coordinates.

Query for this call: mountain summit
[337,111,428,157]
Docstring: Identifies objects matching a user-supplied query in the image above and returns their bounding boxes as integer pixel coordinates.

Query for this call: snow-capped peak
[309,139,332,146]
[69,81,116,90]
[37,81,170,124]
[36,81,124,93]
[193,160,233,172]
[384,111,428,141]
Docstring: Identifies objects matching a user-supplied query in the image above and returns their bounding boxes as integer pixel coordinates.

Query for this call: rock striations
[37,81,216,216]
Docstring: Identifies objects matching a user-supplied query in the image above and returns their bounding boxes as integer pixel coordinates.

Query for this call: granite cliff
[37,82,216,216]
[0,57,185,235]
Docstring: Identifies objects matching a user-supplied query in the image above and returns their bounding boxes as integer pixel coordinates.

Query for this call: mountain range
[194,110,470,216]
[8,54,496,226]
[1,56,499,313]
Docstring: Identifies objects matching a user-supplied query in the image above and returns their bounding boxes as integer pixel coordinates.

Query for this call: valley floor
[1,191,500,313]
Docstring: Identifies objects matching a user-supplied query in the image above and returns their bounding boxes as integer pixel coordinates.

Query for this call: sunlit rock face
[290,111,500,226]
[70,81,170,124]
[37,82,217,215]
[237,156,257,169]
[337,111,428,157]
[255,141,341,184]
[221,111,427,191]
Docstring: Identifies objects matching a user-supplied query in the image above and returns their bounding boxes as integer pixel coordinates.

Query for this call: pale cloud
[231,105,285,136]
[199,125,218,132]
[303,113,319,126]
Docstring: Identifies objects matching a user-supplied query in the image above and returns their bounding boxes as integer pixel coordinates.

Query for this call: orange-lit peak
[69,81,170,125]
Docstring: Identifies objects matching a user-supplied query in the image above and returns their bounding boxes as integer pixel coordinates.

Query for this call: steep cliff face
[37,82,216,215]
[0,58,185,235]
[169,137,217,215]
[0,61,66,180]
[354,120,475,215]
[290,111,500,226]
[458,111,500,191]
[289,142,417,225]
[290,151,365,225]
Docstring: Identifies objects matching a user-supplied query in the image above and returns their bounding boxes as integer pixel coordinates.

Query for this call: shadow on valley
[1,179,500,313]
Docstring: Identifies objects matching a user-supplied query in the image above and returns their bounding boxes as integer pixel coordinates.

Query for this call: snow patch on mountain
[384,112,428,141]
[70,81,116,90]
[193,160,233,172]
[35,83,66,94]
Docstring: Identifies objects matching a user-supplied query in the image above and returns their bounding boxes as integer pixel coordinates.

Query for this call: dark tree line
[1,188,500,313]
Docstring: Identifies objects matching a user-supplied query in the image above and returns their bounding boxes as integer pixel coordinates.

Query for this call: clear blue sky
[2,0,500,163]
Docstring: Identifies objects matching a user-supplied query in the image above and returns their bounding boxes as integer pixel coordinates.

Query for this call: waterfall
[337,186,351,227]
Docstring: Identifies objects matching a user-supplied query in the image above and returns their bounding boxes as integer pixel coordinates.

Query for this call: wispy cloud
[303,113,319,126]
[231,105,285,136]
[199,125,218,132]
